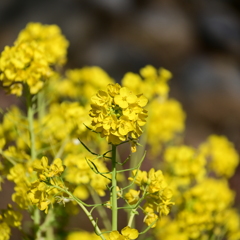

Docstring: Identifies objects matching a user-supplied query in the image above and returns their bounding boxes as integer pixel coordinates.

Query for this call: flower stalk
[111,144,118,231]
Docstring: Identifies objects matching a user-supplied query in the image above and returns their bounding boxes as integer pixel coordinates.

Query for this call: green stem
[27,91,41,239]
[33,207,41,240]
[128,132,147,228]
[27,93,36,160]
[41,208,55,240]
[88,185,111,230]
[0,150,16,165]
[127,210,136,227]
[49,184,106,240]
[37,90,46,121]
[111,144,118,231]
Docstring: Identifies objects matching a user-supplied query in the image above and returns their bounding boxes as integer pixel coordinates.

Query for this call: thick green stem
[111,144,118,231]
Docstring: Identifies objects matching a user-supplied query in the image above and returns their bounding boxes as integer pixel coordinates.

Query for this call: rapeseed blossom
[27,157,66,213]
[53,67,114,103]
[121,66,185,154]
[0,22,239,240]
[0,222,10,240]
[89,83,148,151]
[164,145,206,186]
[122,65,172,100]
[155,178,239,240]
[129,168,174,227]
[147,99,185,154]
[0,22,68,96]
[199,135,239,178]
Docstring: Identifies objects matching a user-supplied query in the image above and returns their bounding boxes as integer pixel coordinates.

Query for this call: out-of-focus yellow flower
[27,181,51,213]
[122,65,172,100]
[144,212,159,228]
[2,205,22,228]
[66,230,101,240]
[0,221,11,240]
[73,185,89,200]
[164,145,206,186]
[0,22,68,96]
[199,135,239,178]
[64,154,110,197]
[16,22,69,65]
[147,98,185,154]
[154,178,238,240]
[51,66,114,103]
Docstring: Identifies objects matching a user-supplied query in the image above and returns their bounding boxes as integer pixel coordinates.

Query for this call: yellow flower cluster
[28,157,66,213]
[199,135,239,178]
[1,204,22,228]
[121,65,185,154]
[155,178,240,240]
[7,163,31,209]
[53,67,114,103]
[122,65,172,100]
[147,99,185,154]
[16,22,69,65]
[153,134,240,240]
[0,222,10,240]
[129,168,174,227]
[0,22,68,96]
[39,102,90,145]
[89,83,148,151]
[164,145,206,186]
[0,205,22,240]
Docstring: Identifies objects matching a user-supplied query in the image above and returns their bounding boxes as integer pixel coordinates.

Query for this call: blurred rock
[114,2,195,67]
[197,3,240,55]
[180,55,240,125]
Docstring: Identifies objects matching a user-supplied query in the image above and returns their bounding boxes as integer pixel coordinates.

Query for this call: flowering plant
[0,23,239,240]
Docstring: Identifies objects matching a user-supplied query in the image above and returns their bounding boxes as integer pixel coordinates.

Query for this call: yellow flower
[2,205,22,228]
[129,168,174,224]
[108,231,125,240]
[121,227,139,239]
[124,189,140,205]
[0,222,10,240]
[199,135,239,178]
[108,227,139,240]
[66,231,101,240]
[48,158,65,177]
[27,181,51,213]
[122,65,172,100]
[114,87,137,108]
[32,156,65,179]
[0,22,68,96]
[144,212,159,228]
[15,22,69,65]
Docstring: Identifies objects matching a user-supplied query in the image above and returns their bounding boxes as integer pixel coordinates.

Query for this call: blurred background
[1,0,240,238]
